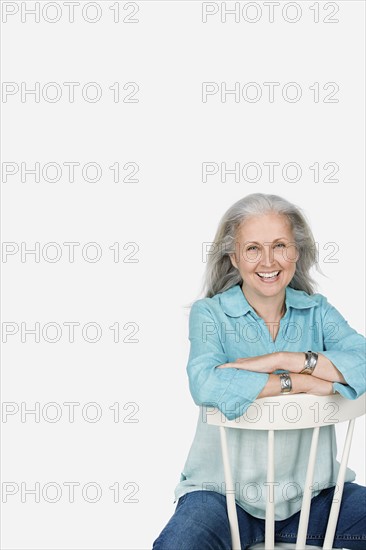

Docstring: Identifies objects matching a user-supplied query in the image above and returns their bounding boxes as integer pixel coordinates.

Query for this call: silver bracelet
[279,373,292,394]
[300,351,318,375]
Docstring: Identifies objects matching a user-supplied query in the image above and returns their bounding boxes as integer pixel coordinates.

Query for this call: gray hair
[188,193,325,306]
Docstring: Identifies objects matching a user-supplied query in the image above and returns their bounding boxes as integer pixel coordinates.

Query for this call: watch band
[300,351,318,375]
[279,373,292,393]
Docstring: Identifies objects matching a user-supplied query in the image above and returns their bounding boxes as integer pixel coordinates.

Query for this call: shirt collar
[219,283,318,318]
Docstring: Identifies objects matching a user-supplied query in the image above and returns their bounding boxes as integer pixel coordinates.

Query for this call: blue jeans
[152,483,366,550]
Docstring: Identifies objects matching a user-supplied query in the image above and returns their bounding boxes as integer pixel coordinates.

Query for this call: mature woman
[153,193,366,549]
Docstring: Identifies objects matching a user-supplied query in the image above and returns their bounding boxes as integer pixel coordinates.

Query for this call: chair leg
[322,419,356,549]
[295,426,320,549]
[265,430,275,550]
[219,426,242,550]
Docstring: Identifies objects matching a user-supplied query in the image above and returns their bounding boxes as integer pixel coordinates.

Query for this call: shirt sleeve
[318,296,366,399]
[186,301,269,420]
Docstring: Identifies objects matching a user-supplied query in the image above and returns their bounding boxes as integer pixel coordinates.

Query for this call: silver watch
[300,351,318,375]
[279,373,292,393]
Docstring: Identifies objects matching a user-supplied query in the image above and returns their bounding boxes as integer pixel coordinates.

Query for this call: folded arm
[217,351,346,381]
[217,296,366,400]
[186,297,366,418]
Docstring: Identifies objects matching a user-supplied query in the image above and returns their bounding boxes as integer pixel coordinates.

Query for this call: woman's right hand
[257,373,336,399]
[305,374,334,396]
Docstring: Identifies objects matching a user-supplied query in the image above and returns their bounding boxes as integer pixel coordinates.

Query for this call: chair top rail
[205,393,366,430]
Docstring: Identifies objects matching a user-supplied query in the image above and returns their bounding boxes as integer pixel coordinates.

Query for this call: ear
[229,253,238,270]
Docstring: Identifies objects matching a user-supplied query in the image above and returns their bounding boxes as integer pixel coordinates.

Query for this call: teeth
[257,271,279,278]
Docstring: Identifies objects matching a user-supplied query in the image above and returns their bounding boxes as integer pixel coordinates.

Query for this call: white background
[1,1,365,549]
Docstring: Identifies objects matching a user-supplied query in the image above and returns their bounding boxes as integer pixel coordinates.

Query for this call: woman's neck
[241,285,286,321]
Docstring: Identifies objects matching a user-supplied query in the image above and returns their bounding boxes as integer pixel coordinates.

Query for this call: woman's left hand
[216,353,280,374]
[217,352,346,385]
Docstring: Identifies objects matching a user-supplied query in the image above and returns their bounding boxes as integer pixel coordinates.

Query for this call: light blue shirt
[174,284,366,519]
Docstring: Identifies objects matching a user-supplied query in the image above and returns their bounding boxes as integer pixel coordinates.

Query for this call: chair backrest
[205,393,366,550]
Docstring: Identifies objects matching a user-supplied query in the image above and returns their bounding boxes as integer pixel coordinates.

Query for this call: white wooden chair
[206,393,366,550]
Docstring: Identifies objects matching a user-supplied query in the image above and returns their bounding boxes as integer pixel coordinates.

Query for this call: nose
[260,244,275,267]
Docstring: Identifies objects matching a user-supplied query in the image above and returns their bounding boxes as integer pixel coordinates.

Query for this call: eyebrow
[245,237,289,244]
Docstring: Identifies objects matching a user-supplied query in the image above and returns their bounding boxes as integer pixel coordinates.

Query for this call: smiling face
[229,212,298,303]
